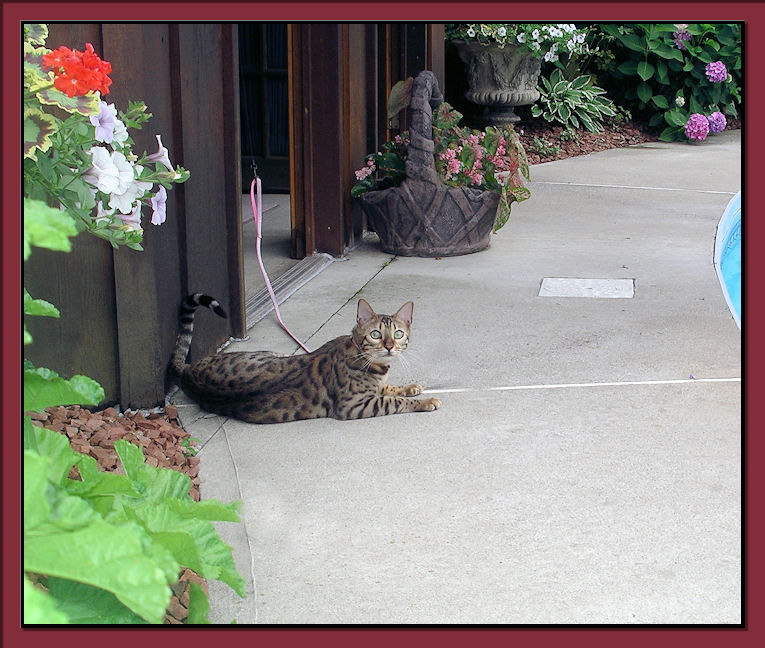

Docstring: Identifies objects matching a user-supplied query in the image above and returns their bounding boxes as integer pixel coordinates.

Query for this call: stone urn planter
[451,39,541,125]
[358,71,499,257]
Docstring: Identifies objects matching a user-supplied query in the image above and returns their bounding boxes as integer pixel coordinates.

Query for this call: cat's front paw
[420,397,441,411]
[403,383,423,396]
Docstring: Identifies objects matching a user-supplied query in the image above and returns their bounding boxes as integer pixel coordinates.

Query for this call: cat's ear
[394,301,414,327]
[357,299,377,327]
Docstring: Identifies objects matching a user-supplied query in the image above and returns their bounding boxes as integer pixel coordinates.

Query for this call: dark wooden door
[239,23,290,193]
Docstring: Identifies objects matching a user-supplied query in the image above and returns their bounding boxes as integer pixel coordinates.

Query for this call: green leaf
[24,108,57,160]
[115,439,192,501]
[620,33,647,52]
[25,425,79,485]
[36,88,101,116]
[24,288,59,318]
[617,60,638,76]
[24,23,49,46]
[636,82,653,104]
[129,501,246,597]
[24,366,104,413]
[387,77,413,119]
[664,109,688,127]
[24,450,52,532]
[637,60,655,81]
[187,582,211,624]
[23,199,78,261]
[24,520,173,624]
[659,126,682,142]
[570,75,590,90]
[47,577,148,624]
[651,94,669,109]
[655,60,669,85]
[556,103,571,123]
[24,576,70,624]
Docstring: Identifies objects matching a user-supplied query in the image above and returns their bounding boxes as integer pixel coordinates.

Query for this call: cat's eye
[393,330,404,339]
[369,330,382,339]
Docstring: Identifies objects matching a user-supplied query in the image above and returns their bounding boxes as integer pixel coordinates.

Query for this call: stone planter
[359,71,499,257]
[451,39,541,125]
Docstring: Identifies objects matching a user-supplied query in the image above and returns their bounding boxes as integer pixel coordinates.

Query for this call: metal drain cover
[539,277,634,298]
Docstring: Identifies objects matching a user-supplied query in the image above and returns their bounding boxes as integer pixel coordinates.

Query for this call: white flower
[467,27,476,38]
[83,147,131,195]
[567,39,575,51]
[532,29,540,40]
[575,32,586,44]
[497,26,507,38]
[675,96,685,107]
[516,33,526,43]
[112,117,129,147]
[108,163,152,214]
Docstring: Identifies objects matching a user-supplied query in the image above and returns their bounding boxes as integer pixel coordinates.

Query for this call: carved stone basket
[359,71,499,257]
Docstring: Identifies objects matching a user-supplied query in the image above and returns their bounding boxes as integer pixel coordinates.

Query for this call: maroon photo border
[4,1,757,646]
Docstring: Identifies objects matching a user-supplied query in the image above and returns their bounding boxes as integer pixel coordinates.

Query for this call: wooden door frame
[287,23,445,260]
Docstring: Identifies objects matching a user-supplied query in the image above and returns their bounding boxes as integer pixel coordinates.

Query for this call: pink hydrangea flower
[705,61,727,83]
[707,111,727,133]
[685,113,710,141]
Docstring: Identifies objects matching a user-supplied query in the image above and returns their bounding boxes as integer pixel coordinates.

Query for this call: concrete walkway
[173,131,741,624]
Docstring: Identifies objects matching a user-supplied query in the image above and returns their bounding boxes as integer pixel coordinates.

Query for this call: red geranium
[42,42,112,97]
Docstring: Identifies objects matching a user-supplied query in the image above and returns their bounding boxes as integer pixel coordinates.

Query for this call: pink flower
[705,61,727,83]
[685,113,710,141]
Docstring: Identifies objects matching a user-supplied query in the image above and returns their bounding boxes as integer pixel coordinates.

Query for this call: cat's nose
[384,340,394,351]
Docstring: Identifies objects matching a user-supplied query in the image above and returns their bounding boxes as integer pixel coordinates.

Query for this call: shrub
[595,23,741,141]
[531,68,616,132]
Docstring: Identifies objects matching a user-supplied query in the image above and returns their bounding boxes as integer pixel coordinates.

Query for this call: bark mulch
[28,404,205,625]
[515,116,741,166]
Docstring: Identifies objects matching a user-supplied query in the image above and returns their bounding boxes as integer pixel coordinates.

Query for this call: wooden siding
[24,23,244,409]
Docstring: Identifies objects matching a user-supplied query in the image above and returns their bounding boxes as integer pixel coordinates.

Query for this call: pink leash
[250,176,311,353]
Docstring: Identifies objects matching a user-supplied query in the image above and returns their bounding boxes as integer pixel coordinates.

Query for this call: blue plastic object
[714,191,741,329]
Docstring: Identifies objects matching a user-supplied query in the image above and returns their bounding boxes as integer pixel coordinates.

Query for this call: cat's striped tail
[169,293,227,378]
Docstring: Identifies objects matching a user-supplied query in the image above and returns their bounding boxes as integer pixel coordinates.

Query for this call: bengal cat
[168,294,441,424]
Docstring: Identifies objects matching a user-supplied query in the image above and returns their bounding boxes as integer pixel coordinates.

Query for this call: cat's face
[353,299,413,363]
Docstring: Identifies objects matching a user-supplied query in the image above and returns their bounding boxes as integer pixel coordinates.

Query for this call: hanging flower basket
[354,71,529,257]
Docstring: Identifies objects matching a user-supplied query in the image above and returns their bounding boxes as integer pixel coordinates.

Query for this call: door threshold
[244,253,335,330]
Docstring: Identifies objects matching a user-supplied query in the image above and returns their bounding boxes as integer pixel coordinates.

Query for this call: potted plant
[351,70,530,257]
[445,23,589,124]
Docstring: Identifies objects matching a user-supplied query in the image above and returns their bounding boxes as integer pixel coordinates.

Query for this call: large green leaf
[24,23,49,46]
[129,502,246,596]
[24,576,70,624]
[115,439,192,501]
[24,515,174,624]
[23,199,78,261]
[24,366,104,413]
[47,577,148,624]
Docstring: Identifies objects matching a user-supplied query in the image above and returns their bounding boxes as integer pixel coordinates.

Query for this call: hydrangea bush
[446,23,589,64]
[595,23,741,142]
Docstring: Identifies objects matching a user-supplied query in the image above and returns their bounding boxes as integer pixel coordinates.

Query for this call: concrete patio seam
[423,376,741,395]
[533,181,737,195]
[220,421,260,624]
